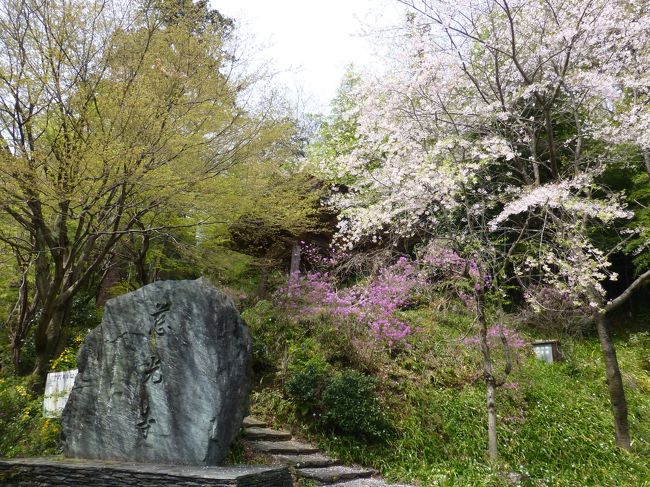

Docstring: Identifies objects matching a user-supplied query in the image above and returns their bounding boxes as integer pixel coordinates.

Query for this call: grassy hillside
[244,301,650,486]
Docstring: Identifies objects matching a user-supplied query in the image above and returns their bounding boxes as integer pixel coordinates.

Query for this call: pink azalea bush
[520,285,594,335]
[420,242,492,302]
[278,250,425,346]
[423,243,527,384]
[462,325,527,351]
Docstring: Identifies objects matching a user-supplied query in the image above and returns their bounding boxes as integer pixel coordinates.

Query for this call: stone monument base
[0,457,292,487]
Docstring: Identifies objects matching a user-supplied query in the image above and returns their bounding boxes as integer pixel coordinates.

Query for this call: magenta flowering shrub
[278,254,425,345]
[520,285,593,334]
[421,242,492,305]
[297,241,351,269]
[462,325,527,350]
[461,325,527,390]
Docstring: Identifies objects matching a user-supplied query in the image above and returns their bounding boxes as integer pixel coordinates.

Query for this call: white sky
[211,0,407,113]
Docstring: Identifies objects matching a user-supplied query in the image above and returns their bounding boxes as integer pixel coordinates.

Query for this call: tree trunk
[32,301,73,387]
[10,269,37,375]
[485,375,498,461]
[134,233,153,287]
[476,292,498,462]
[544,108,560,180]
[257,264,269,298]
[290,241,301,276]
[529,131,541,186]
[595,313,631,450]
[12,344,22,375]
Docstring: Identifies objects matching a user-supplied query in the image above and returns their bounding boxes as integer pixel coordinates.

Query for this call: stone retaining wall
[0,457,292,487]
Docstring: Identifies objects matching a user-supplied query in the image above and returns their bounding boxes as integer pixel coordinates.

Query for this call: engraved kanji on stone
[143,356,162,384]
[150,301,171,336]
[136,417,156,439]
[137,396,155,439]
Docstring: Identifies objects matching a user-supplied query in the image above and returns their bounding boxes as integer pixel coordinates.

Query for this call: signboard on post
[43,369,78,418]
[532,340,562,364]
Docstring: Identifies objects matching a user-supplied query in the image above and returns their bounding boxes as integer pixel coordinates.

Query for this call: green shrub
[250,388,298,426]
[50,332,88,372]
[282,337,392,442]
[286,360,329,416]
[242,300,304,374]
[0,376,60,458]
[286,338,328,372]
[285,338,331,415]
[320,370,392,441]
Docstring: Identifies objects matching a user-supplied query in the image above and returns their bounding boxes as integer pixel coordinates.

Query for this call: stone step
[0,457,293,487]
[329,480,417,487]
[249,440,320,455]
[243,416,267,428]
[271,453,341,468]
[296,465,374,484]
[244,426,292,441]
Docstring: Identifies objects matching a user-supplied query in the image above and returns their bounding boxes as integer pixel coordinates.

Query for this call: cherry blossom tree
[317,0,650,457]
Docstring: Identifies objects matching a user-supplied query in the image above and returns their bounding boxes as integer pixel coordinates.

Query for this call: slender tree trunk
[32,301,73,386]
[257,265,269,298]
[134,233,152,286]
[595,313,631,450]
[10,268,37,375]
[12,342,23,374]
[532,161,541,186]
[643,149,650,178]
[290,241,301,276]
[485,375,498,461]
[477,292,498,462]
[529,131,541,186]
[591,270,650,449]
[544,108,560,180]
[10,279,27,372]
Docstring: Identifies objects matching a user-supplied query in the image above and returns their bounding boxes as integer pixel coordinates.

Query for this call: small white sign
[43,369,78,418]
[533,344,554,363]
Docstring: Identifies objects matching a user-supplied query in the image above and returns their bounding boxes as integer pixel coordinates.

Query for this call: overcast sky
[211,0,407,113]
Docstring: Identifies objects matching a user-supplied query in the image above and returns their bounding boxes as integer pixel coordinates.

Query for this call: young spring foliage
[0,0,283,379]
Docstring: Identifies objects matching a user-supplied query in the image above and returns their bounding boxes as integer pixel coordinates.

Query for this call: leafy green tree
[0,0,274,382]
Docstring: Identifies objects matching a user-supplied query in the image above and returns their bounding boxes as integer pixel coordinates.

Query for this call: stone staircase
[242,417,416,487]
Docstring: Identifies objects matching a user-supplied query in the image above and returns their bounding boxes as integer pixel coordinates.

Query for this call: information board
[43,369,78,418]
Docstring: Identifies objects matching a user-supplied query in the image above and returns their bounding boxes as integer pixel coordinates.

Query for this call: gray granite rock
[329,481,417,487]
[249,440,319,454]
[296,465,374,483]
[61,278,252,465]
[243,427,292,441]
[0,457,291,486]
[271,453,340,468]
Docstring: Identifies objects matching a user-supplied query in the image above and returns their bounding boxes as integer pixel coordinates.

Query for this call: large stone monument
[61,278,252,465]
